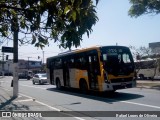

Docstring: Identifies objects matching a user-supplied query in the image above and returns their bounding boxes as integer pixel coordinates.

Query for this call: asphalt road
[1,77,160,120]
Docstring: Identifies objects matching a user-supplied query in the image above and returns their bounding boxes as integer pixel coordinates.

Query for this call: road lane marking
[19,93,86,120]
[14,99,33,102]
[19,93,62,111]
[120,100,160,109]
[35,100,61,112]
[19,93,33,99]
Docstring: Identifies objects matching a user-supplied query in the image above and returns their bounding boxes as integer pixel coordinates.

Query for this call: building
[149,42,160,54]
[0,59,42,75]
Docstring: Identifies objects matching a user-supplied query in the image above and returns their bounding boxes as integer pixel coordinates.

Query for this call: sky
[1,0,160,63]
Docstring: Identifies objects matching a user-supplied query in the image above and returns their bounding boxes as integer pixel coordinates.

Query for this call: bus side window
[55,58,62,69]
[75,55,87,70]
[81,57,87,70]
[75,56,81,69]
[69,58,75,68]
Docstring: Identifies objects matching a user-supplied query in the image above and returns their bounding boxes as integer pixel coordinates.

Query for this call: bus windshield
[101,47,134,76]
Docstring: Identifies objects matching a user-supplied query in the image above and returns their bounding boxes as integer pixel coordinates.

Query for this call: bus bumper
[102,81,136,91]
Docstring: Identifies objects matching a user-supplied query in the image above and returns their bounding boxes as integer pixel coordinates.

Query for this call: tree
[0,0,99,49]
[128,0,160,17]
[130,46,158,79]
[129,46,152,60]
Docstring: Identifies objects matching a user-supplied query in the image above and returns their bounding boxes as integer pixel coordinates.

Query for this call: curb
[136,86,160,90]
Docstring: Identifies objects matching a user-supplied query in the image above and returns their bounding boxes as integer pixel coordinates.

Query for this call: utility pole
[12,14,19,98]
[2,53,4,76]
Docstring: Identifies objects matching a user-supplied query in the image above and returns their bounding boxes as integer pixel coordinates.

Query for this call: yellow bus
[46,46,136,93]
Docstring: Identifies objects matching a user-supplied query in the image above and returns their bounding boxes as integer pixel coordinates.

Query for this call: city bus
[46,46,136,93]
[135,58,160,79]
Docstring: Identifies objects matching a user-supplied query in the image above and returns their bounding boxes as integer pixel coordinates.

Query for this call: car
[32,73,48,85]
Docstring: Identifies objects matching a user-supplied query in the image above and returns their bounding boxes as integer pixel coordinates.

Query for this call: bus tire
[56,79,61,89]
[80,79,88,94]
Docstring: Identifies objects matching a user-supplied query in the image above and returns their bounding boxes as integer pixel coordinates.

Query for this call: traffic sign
[2,46,14,53]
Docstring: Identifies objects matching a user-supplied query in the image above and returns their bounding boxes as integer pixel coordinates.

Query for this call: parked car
[32,73,48,85]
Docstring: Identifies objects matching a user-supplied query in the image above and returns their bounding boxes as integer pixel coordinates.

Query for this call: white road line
[104,97,160,109]
[121,100,160,109]
[19,93,61,111]
[35,100,61,112]
[19,93,33,99]
[14,99,33,102]
[19,93,85,120]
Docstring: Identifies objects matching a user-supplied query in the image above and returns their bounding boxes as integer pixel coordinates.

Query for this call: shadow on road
[0,97,15,110]
[46,88,144,104]
[0,96,30,111]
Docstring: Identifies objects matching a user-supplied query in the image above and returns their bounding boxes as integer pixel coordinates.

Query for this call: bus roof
[47,45,129,60]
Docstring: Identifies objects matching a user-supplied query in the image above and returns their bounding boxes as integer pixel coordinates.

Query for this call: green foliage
[129,0,160,17]
[0,0,99,49]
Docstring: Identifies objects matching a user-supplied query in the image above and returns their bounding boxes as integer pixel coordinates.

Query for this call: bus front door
[88,55,99,90]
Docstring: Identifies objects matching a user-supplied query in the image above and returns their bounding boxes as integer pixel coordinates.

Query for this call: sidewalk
[0,87,55,120]
[136,80,160,90]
